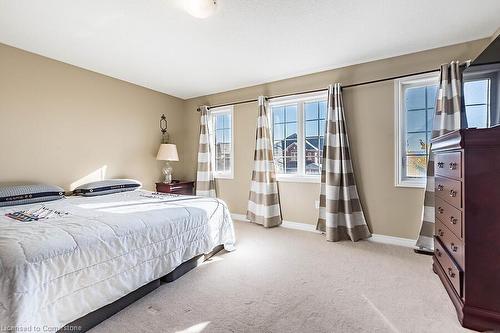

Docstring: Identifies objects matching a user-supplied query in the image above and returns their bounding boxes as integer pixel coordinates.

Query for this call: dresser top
[431,127,500,151]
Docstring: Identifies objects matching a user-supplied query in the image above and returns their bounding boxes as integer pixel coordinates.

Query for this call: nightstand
[155,181,195,195]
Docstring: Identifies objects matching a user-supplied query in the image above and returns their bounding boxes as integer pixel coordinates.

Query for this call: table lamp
[156,144,179,184]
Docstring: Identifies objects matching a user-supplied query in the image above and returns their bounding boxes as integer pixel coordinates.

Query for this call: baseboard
[368,234,417,249]
[231,213,249,222]
[231,213,318,232]
[281,220,319,232]
[230,213,417,249]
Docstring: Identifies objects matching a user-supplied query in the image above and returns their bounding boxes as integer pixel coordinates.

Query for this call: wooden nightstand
[155,181,195,195]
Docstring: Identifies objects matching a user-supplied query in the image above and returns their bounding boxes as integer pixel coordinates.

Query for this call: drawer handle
[450,216,458,225]
[449,190,457,197]
[449,162,457,170]
[438,229,444,237]
[448,268,456,278]
[436,249,442,257]
[437,184,444,191]
[437,207,444,214]
[450,243,458,252]
[437,162,444,168]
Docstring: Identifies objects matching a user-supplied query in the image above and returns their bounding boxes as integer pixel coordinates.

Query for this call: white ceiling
[0,0,499,99]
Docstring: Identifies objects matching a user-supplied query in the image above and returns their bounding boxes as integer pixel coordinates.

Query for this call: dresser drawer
[156,181,195,195]
[435,176,462,208]
[169,185,193,195]
[435,197,462,239]
[435,151,462,179]
[435,220,464,269]
[434,237,462,297]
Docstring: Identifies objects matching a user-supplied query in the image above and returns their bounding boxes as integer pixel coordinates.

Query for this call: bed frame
[59,245,225,332]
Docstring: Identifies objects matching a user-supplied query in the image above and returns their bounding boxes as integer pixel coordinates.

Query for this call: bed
[0,190,236,331]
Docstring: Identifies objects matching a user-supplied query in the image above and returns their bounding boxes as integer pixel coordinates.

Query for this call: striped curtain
[416,61,466,250]
[195,106,217,197]
[316,84,371,242]
[246,96,282,228]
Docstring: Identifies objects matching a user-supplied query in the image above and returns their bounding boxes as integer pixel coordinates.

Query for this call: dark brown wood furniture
[155,180,195,195]
[432,127,500,331]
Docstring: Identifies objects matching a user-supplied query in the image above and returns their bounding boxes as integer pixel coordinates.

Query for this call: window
[270,92,327,182]
[395,73,439,187]
[395,73,491,188]
[210,106,234,179]
[464,79,491,128]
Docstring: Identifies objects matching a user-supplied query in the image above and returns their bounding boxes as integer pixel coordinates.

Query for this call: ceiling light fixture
[185,0,217,19]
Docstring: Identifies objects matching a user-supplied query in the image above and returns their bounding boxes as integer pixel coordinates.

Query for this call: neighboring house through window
[210,106,234,179]
[270,91,327,182]
[395,72,491,188]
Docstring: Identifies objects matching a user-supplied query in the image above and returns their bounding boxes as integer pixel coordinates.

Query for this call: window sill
[395,180,425,189]
[215,174,234,180]
[277,175,321,184]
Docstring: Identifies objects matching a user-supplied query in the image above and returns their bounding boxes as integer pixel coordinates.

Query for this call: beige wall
[0,43,184,191]
[179,38,490,239]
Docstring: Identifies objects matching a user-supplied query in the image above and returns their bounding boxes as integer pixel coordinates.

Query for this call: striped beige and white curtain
[195,106,217,197]
[246,96,282,228]
[316,84,371,242]
[416,61,466,250]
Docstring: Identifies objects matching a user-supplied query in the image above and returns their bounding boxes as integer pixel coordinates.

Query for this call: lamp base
[162,162,173,184]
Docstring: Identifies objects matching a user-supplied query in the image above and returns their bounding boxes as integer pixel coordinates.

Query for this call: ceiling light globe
[185,0,217,19]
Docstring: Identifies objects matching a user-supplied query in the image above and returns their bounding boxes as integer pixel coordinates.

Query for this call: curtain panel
[316,84,371,242]
[416,61,466,250]
[195,105,217,198]
[246,96,282,228]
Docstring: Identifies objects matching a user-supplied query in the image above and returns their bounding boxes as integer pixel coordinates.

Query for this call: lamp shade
[156,144,179,161]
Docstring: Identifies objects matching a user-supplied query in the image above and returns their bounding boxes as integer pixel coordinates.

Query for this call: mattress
[0,190,236,330]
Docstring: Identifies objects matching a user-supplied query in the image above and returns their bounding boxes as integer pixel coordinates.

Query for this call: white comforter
[0,190,235,330]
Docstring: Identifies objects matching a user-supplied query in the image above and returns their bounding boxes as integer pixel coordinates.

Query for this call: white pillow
[0,184,64,207]
[73,179,141,197]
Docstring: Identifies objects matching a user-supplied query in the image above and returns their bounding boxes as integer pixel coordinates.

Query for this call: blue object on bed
[73,179,141,196]
[0,184,64,207]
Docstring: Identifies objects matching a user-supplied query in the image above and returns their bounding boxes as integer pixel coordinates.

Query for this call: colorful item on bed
[140,192,180,199]
[5,206,69,222]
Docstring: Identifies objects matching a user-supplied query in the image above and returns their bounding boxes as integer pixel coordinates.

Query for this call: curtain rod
[201,62,469,111]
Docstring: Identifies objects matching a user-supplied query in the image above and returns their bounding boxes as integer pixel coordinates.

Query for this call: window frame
[394,72,439,188]
[463,72,494,128]
[210,106,234,179]
[269,91,328,183]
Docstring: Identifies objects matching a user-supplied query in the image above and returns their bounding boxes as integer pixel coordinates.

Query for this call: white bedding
[0,190,236,330]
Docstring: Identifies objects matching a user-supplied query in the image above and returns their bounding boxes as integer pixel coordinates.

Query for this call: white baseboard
[281,221,319,233]
[230,213,416,249]
[231,213,318,232]
[368,234,417,249]
[230,213,248,222]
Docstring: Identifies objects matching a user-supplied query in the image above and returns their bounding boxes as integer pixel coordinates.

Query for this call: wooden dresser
[432,127,500,331]
[155,181,195,195]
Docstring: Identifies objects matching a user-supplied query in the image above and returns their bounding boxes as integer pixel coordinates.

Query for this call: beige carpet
[89,220,470,333]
